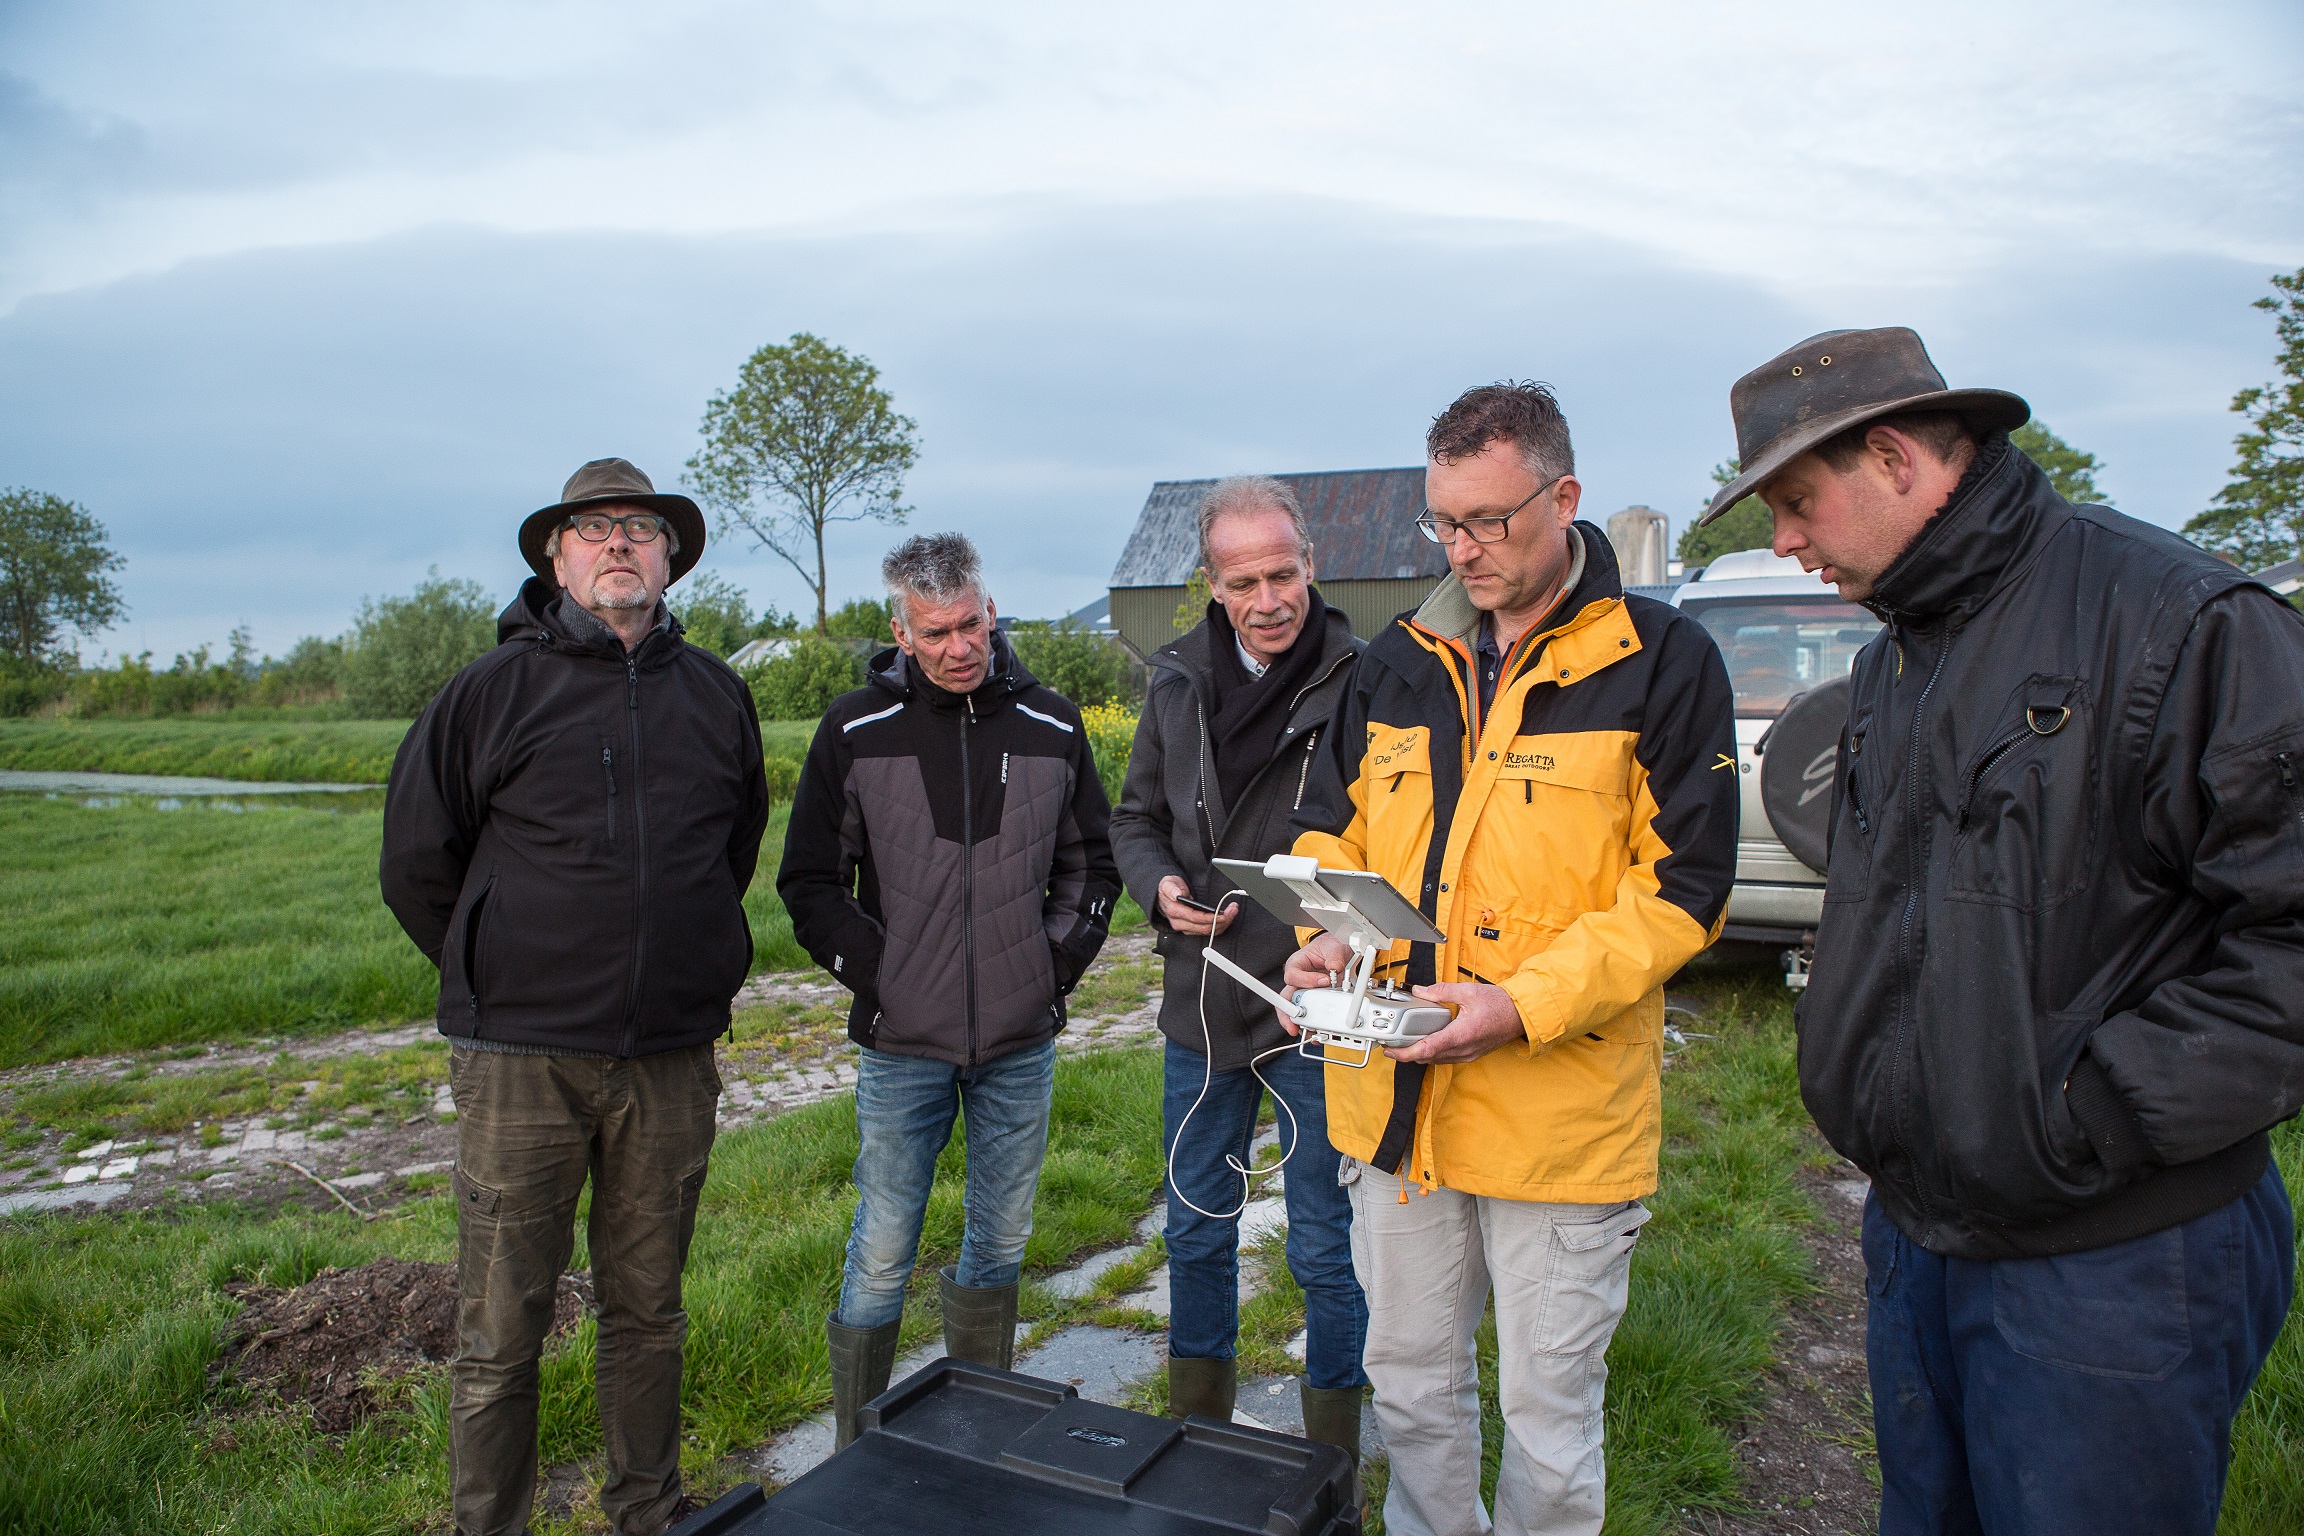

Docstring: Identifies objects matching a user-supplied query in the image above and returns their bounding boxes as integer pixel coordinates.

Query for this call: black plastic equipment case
[672,1357,1360,1535]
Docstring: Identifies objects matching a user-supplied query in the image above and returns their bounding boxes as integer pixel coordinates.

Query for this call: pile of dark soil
[221,1257,593,1432]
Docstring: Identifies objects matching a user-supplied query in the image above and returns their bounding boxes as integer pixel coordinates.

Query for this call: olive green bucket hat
[518,457,707,585]
[1699,327,2029,525]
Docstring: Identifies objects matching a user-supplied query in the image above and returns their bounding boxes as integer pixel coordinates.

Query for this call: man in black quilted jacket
[778,531,1120,1446]
[382,458,769,1536]
[1699,328,2303,1536]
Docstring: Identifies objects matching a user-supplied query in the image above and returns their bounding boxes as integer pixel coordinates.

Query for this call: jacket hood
[1410,519,1609,645]
[498,575,686,661]
[867,624,1038,707]
[1863,433,2074,629]
[1149,587,1357,685]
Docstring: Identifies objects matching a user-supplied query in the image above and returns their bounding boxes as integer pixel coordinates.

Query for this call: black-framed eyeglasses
[1414,475,1565,545]
[564,511,669,544]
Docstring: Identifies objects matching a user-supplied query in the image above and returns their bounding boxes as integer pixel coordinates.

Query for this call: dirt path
[0,932,1162,1220]
[1684,1166,1879,1535]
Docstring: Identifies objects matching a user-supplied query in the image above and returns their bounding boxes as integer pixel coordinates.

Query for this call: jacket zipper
[1955,727,2029,832]
[1845,730,1870,834]
[961,691,979,1067]
[1890,631,1952,1229]
[1293,730,1319,810]
[2280,753,2304,843]
[602,744,618,844]
[620,655,648,1058]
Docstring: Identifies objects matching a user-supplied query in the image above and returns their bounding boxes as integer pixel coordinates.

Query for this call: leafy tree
[825,595,895,643]
[1677,462,1772,569]
[0,488,126,667]
[1009,620,1133,708]
[1172,569,1212,633]
[742,633,863,720]
[252,635,347,708]
[2012,421,2111,505]
[687,333,921,633]
[340,572,496,718]
[673,572,761,657]
[2185,267,2304,571]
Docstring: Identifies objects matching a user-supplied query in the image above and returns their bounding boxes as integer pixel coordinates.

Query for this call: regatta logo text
[1503,750,1556,772]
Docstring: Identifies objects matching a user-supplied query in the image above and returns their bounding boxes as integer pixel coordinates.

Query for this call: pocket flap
[1556,1200,1653,1252]
[1499,735,1631,796]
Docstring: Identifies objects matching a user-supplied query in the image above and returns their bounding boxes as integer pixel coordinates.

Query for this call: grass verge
[0,1046,1166,1535]
[0,717,821,785]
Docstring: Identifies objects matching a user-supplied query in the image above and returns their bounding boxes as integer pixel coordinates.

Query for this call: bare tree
[686,333,920,632]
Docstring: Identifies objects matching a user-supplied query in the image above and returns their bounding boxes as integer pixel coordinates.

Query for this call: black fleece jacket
[1799,437,2304,1258]
[381,578,770,1056]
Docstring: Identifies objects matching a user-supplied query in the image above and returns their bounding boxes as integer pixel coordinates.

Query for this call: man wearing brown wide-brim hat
[1713,327,2303,1534]
[383,456,768,1536]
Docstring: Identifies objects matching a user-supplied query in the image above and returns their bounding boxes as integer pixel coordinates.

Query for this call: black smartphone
[1174,895,1223,915]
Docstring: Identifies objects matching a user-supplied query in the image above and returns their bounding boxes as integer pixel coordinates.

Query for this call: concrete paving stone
[242,1129,278,1151]
[1285,1328,1308,1362]
[1014,1325,1164,1407]
[145,1148,176,1166]
[332,1172,387,1190]
[208,1146,240,1164]
[1122,1264,1170,1318]
[97,1158,137,1180]
[0,1182,133,1215]
[1233,1376,1385,1453]
[275,1131,308,1152]
[394,1160,453,1177]
[61,1165,97,1185]
[82,1140,115,1160]
[1237,1197,1288,1250]
[1041,1244,1146,1301]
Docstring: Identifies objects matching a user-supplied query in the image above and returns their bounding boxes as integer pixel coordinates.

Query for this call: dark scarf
[1204,587,1331,816]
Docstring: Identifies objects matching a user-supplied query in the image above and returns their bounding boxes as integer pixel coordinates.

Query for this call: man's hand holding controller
[1279,934,1531,1063]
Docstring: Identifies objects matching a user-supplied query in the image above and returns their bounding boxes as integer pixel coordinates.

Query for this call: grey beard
[586,580,652,610]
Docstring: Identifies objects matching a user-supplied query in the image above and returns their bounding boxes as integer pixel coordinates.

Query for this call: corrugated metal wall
[1109,577,1444,662]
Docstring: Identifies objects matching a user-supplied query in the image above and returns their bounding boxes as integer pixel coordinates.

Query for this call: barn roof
[1108,467,1449,588]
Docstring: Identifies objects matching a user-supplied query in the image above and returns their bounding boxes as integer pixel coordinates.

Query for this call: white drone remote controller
[1200,854,1457,1068]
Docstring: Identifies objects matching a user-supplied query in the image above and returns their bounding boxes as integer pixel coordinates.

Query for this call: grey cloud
[0,198,2281,659]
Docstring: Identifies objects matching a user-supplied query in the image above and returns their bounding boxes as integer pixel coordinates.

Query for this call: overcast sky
[2,0,2299,658]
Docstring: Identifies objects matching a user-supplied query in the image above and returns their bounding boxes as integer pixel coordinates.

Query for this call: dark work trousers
[1863,1162,2293,1536]
[448,1043,719,1536]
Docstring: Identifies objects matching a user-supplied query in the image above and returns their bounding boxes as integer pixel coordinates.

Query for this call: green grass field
[0,790,1138,1070]
[0,796,811,1068]
[0,717,821,785]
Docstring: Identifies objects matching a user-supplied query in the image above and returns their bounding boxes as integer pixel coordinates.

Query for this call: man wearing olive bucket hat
[383,458,770,1536]
[1703,329,2303,1533]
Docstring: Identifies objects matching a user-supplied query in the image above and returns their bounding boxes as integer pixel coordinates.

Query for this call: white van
[1670,548,1883,982]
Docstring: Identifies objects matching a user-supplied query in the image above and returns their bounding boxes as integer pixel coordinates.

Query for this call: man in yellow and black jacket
[1283,383,1737,1536]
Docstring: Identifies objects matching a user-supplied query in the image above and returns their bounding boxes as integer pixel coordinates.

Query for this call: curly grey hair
[1195,476,1311,575]
[883,532,986,627]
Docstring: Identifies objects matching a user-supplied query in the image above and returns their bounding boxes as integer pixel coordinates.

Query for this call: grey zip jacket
[1111,602,1361,1070]
[778,633,1119,1067]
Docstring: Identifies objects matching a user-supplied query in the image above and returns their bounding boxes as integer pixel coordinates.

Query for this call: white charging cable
[1164,887,1306,1221]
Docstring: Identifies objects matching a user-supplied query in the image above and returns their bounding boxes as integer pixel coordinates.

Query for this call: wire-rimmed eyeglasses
[564,511,670,544]
[1414,475,1565,545]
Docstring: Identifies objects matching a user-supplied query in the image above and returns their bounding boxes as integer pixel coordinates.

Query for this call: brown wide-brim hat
[518,457,707,586]
[1698,327,2030,524]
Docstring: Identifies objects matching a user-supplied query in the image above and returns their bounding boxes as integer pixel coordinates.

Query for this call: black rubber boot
[1300,1383,1366,1507]
[938,1265,1018,1370]
[1166,1355,1238,1422]
[826,1311,901,1450]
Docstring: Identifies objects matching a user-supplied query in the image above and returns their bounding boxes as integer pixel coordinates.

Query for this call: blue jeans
[1163,1038,1370,1391]
[1864,1161,2294,1536]
[836,1041,1057,1330]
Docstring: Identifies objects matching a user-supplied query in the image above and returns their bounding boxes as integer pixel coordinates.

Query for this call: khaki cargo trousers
[1346,1161,1650,1536]
[448,1043,719,1536]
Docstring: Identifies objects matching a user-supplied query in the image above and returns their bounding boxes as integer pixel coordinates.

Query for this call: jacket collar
[499,575,682,665]
[1864,434,2073,629]
[868,625,1037,710]
[1410,518,1604,647]
[1149,591,1357,692]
